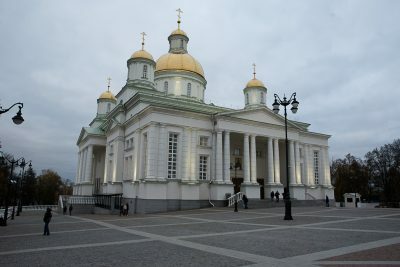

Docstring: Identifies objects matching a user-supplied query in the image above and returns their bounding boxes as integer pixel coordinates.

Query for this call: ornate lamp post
[272,92,299,220]
[16,160,32,216]
[0,102,24,125]
[0,152,26,226]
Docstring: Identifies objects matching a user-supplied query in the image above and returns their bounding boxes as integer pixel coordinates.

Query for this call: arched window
[246,93,249,105]
[164,81,168,93]
[187,83,192,97]
[180,40,184,48]
[260,92,265,104]
[142,65,148,79]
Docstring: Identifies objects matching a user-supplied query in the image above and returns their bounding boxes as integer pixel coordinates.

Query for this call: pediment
[222,107,287,127]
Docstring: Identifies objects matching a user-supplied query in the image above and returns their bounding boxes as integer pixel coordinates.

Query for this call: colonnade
[213,130,331,187]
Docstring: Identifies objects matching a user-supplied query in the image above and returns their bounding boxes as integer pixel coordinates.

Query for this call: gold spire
[107,77,111,92]
[252,63,256,79]
[176,8,183,29]
[140,32,146,50]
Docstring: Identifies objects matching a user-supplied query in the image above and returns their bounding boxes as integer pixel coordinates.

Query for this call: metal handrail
[228,192,243,207]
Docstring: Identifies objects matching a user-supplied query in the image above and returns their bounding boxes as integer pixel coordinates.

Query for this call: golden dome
[246,78,265,88]
[99,91,116,101]
[170,28,187,37]
[130,49,154,61]
[156,53,204,78]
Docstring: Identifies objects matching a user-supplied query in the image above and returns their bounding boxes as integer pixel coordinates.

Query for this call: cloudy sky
[0,0,399,180]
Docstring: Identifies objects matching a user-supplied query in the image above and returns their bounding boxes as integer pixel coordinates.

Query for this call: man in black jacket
[43,208,52,236]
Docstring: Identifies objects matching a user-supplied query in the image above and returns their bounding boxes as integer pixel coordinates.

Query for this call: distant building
[74,14,333,213]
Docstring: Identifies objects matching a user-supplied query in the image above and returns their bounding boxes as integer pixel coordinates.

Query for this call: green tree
[331,154,369,202]
[21,166,36,205]
[35,170,63,204]
[365,139,400,205]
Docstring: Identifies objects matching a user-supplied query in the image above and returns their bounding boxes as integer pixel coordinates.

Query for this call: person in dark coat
[275,191,280,202]
[270,191,275,201]
[43,208,52,236]
[126,203,129,216]
[69,205,73,216]
[326,195,330,207]
[242,194,248,209]
[63,205,67,215]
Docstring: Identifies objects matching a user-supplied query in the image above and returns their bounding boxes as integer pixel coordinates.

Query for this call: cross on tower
[140,32,146,50]
[176,8,183,29]
[252,63,256,79]
[107,77,111,91]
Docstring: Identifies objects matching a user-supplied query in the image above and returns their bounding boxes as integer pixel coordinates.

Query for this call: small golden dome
[99,91,116,101]
[156,53,204,78]
[170,28,187,37]
[246,78,265,88]
[130,49,154,61]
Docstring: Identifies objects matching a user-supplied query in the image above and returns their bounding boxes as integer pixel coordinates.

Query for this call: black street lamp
[0,152,26,226]
[272,92,299,220]
[0,102,24,125]
[16,160,32,216]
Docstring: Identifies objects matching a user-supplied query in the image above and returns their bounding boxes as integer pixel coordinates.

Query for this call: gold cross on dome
[176,8,183,29]
[107,77,112,91]
[140,32,146,50]
[252,63,256,79]
[176,8,183,20]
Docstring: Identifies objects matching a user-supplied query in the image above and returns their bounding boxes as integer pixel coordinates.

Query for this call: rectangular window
[168,133,178,179]
[260,92,265,104]
[313,151,319,184]
[199,155,208,180]
[199,136,209,147]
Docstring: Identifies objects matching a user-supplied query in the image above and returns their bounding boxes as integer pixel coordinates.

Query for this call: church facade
[74,16,334,213]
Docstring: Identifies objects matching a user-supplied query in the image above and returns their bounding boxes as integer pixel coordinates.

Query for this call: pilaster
[216,131,223,181]
[250,135,257,183]
[223,131,230,182]
[243,134,250,183]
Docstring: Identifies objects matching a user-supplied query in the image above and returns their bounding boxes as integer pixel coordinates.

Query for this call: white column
[157,125,167,179]
[181,127,191,181]
[211,132,216,180]
[243,134,250,183]
[103,145,108,183]
[75,151,80,183]
[289,140,296,185]
[85,145,93,183]
[250,135,257,183]
[295,141,301,184]
[81,148,87,183]
[190,129,197,181]
[323,147,331,186]
[114,137,124,182]
[319,147,326,186]
[223,131,230,182]
[146,125,158,179]
[303,144,310,185]
[273,139,281,184]
[216,131,223,181]
[267,137,274,184]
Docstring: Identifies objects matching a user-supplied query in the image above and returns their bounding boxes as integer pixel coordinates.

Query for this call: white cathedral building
[74,15,334,213]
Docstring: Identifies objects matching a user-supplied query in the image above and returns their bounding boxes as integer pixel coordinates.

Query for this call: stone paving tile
[176,210,276,221]
[235,214,347,226]
[1,240,252,267]
[320,243,400,261]
[0,228,145,252]
[308,218,400,232]
[184,227,399,259]
[133,221,272,237]
[103,216,200,227]
[310,208,399,218]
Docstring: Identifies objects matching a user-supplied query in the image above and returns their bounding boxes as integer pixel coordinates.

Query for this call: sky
[0,0,399,181]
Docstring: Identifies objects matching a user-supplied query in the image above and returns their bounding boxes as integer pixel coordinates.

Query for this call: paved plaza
[0,205,399,266]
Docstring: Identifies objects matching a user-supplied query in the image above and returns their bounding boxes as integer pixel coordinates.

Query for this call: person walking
[326,195,330,207]
[242,194,249,209]
[69,205,73,216]
[275,191,280,202]
[126,203,129,216]
[43,208,52,236]
[63,205,67,215]
[123,203,127,216]
[270,191,275,201]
